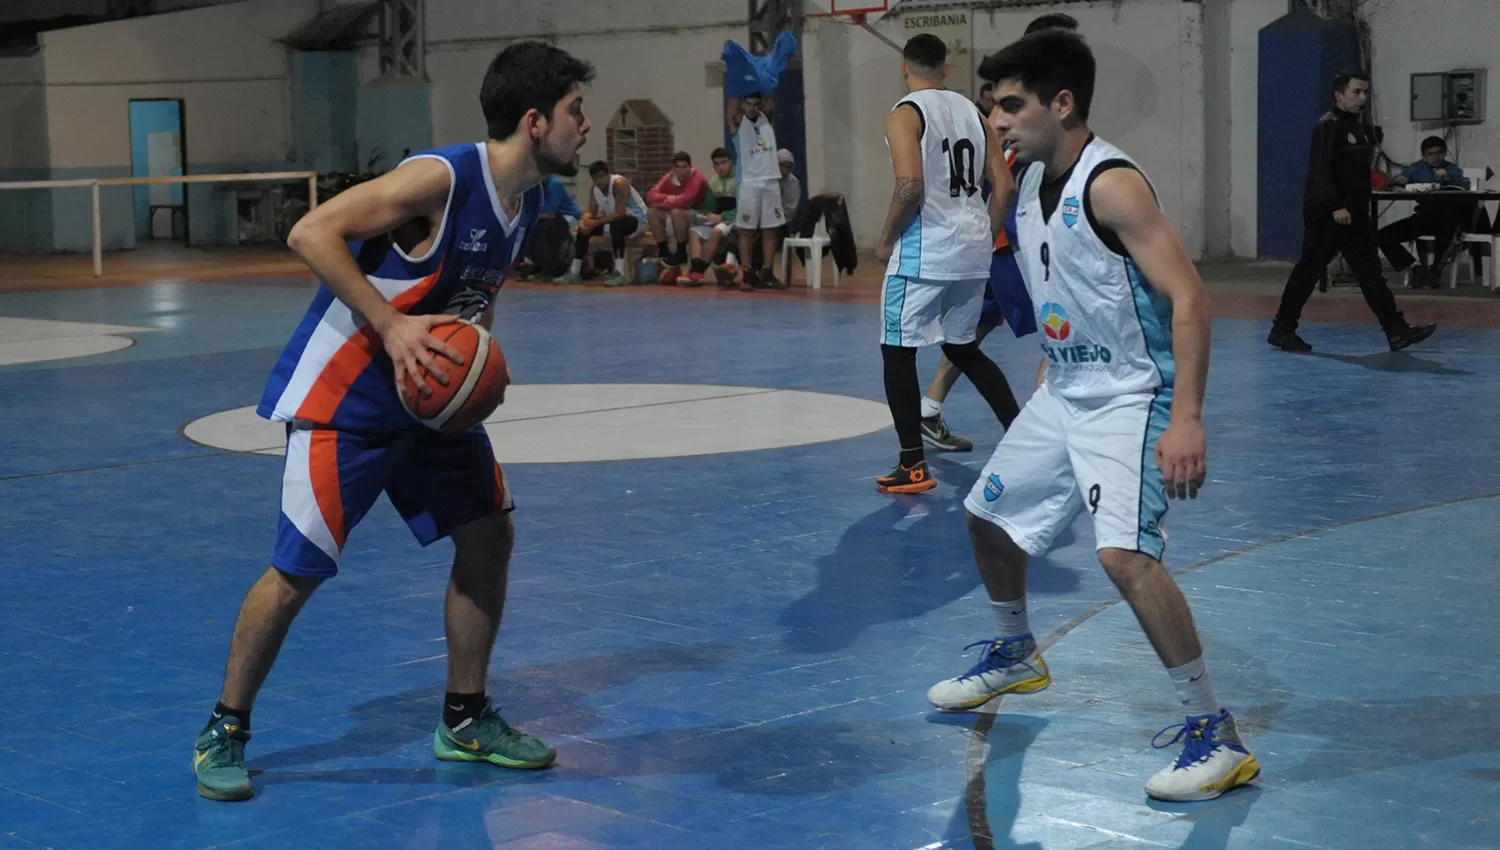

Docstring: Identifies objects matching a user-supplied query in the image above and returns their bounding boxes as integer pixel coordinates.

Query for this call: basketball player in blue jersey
[926,31,1261,803]
[191,42,594,802]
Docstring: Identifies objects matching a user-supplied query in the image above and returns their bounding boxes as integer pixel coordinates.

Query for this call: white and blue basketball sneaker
[1145,710,1260,802]
[927,636,1051,711]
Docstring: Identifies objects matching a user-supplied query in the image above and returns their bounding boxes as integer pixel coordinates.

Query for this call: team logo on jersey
[1061,197,1080,228]
[459,228,489,252]
[1039,302,1072,341]
[984,474,1004,502]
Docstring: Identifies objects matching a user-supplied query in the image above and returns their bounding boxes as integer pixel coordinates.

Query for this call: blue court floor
[2,278,1498,850]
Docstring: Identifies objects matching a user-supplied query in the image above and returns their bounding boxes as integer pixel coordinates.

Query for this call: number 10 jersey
[884,88,993,282]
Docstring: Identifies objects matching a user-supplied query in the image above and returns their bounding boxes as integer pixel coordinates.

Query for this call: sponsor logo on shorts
[1061,197,1080,228]
[984,474,1004,501]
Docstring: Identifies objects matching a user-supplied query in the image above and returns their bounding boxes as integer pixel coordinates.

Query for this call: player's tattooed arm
[877,105,926,260]
[879,177,925,245]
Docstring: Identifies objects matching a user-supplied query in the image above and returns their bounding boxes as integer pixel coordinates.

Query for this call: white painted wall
[37,0,315,168]
[423,0,744,203]
[1360,0,1500,183]
[0,54,49,169]
[1226,0,1286,258]
[805,0,1209,256]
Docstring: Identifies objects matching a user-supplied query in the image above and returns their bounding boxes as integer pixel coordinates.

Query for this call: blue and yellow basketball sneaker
[927,635,1052,710]
[1145,710,1260,801]
[433,699,556,769]
[193,716,253,801]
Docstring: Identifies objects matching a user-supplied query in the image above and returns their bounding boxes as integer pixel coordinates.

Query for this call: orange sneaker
[876,460,937,494]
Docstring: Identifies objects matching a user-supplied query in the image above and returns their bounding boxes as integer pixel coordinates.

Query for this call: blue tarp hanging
[722,32,798,99]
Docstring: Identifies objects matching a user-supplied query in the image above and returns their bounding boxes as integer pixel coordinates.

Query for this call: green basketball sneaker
[433,699,556,769]
[193,716,253,801]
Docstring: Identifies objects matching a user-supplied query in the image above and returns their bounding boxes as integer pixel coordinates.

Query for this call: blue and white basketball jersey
[258,142,540,432]
[1012,136,1174,402]
[735,113,779,185]
[885,87,992,282]
[592,175,649,223]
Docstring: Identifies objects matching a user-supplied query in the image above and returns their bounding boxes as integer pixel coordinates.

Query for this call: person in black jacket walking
[1268,71,1436,353]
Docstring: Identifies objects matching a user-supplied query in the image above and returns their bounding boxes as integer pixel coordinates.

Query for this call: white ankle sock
[991,597,1029,638]
[921,397,942,419]
[614,257,627,276]
[1166,657,1221,718]
[569,258,582,275]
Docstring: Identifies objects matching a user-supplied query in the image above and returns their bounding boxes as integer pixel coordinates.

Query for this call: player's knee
[940,341,982,369]
[1098,547,1160,590]
[265,565,324,602]
[453,509,515,566]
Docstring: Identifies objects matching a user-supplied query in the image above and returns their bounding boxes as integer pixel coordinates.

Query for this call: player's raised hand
[1154,420,1207,500]
[376,313,466,398]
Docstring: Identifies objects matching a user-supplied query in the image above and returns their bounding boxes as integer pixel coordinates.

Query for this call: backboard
[808,0,891,23]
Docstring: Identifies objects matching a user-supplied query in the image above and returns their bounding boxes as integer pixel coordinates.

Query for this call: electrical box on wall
[1411,69,1486,124]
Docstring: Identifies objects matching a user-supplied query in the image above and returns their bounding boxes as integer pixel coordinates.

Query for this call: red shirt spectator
[647,156,709,210]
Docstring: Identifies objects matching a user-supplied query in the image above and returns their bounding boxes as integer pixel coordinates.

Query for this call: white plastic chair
[781,219,840,290]
[1459,167,1497,291]
[1406,167,1493,289]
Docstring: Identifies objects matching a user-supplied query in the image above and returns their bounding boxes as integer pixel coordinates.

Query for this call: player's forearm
[1168,290,1211,422]
[878,177,924,249]
[287,220,400,334]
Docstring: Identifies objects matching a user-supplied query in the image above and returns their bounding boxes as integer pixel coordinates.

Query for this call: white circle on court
[0,317,154,366]
[182,383,893,463]
[0,334,134,366]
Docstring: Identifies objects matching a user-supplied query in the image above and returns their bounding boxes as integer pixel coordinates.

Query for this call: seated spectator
[1378,136,1474,287]
[647,152,709,269]
[685,147,738,286]
[520,175,581,280]
[778,148,803,230]
[557,160,649,287]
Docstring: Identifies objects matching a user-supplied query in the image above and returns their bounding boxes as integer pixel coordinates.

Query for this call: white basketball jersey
[885,88,992,281]
[736,113,779,185]
[593,175,648,222]
[1013,136,1175,402]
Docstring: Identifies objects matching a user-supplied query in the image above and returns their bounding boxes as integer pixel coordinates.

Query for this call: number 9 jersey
[884,88,994,281]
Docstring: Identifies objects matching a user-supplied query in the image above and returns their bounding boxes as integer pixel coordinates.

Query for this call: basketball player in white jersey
[873,34,1021,494]
[925,31,1261,803]
[727,92,786,289]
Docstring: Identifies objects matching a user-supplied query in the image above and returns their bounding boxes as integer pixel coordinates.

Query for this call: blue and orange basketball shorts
[273,421,512,578]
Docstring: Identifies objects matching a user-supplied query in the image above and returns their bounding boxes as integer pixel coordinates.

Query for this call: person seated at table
[1378,136,1473,287]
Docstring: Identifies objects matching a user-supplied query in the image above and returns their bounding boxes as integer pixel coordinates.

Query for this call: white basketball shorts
[880,275,987,347]
[964,380,1172,561]
[736,179,785,230]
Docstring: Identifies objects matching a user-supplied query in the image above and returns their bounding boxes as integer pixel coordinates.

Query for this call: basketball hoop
[821,0,888,24]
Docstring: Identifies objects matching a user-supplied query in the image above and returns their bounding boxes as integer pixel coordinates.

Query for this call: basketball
[398,318,509,433]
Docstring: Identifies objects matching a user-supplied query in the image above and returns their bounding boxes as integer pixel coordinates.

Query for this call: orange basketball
[398,318,509,434]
